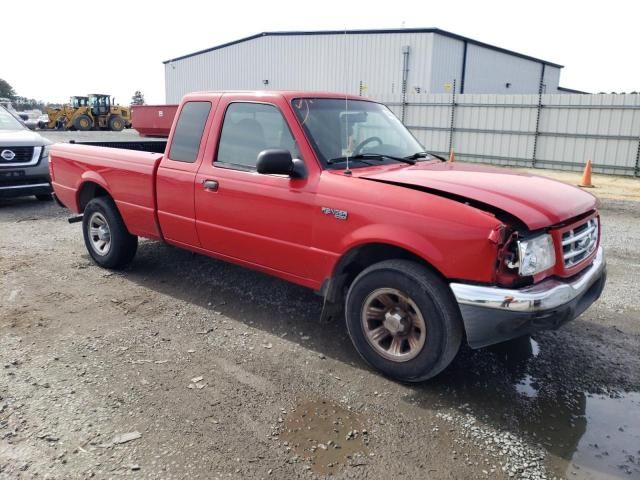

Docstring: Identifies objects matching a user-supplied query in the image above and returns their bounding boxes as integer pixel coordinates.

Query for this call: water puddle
[404,335,640,479]
[558,392,640,479]
[279,400,370,475]
[530,338,540,357]
[514,374,539,399]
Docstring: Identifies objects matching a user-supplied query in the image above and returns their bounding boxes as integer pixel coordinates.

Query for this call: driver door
[194,98,318,282]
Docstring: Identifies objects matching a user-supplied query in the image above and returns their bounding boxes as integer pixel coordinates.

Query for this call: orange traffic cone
[448,149,455,163]
[579,159,595,188]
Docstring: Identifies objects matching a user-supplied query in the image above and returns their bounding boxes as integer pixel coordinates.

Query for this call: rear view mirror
[256,149,306,178]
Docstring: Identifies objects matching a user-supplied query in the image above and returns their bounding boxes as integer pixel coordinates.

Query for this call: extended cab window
[216,102,300,169]
[168,101,211,162]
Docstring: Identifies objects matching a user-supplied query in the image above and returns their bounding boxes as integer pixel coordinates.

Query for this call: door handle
[202,179,219,191]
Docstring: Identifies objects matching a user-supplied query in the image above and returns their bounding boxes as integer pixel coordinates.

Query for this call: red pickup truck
[50,91,606,382]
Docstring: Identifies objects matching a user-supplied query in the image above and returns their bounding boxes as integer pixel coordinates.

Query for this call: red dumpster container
[131,104,178,137]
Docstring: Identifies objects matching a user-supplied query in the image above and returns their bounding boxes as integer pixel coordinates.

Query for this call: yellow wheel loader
[40,94,131,131]
[40,96,89,130]
[84,94,132,131]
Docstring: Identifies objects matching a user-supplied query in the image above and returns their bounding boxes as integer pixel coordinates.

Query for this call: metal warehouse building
[164,28,570,103]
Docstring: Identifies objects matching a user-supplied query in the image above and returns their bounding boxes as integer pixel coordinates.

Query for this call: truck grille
[0,146,35,164]
[561,218,598,268]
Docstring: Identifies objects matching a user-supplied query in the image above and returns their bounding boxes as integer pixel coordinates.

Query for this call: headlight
[41,145,51,161]
[517,233,556,276]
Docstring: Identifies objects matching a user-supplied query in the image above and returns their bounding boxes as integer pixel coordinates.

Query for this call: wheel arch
[77,179,112,213]
[323,241,448,305]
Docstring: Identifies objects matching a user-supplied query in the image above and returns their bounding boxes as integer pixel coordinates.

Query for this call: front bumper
[450,246,606,349]
[0,150,51,199]
[0,180,52,198]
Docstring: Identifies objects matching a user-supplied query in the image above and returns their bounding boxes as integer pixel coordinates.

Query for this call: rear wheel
[74,114,92,131]
[345,259,463,382]
[109,115,125,132]
[82,196,137,269]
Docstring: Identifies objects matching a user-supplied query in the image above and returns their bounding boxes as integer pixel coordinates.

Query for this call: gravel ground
[0,190,639,479]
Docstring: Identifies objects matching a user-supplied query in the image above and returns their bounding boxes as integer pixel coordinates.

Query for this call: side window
[168,101,211,163]
[216,102,300,169]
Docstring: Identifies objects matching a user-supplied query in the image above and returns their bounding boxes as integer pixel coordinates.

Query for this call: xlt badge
[321,207,348,221]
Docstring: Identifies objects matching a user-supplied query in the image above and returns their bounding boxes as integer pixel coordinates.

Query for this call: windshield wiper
[404,151,446,162]
[327,153,416,165]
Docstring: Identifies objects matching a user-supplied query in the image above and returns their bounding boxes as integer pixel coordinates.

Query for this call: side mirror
[256,149,306,178]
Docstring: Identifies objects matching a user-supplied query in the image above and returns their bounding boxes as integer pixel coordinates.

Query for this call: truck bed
[69,139,167,153]
[51,142,164,239]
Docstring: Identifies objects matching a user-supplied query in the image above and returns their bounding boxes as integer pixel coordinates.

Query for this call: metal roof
[163,28,563,68]
[558,86,589,94]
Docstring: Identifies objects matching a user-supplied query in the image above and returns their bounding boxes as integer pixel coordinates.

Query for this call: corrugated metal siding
[403,93,452,153]
[542,66,561,94]
[165,33,435,103]
[397,93,640,175]
[165,32,560,102]
[453,94,538,164]
[464,44,553,94]
[536,94,640,175]
[429,34,464,93]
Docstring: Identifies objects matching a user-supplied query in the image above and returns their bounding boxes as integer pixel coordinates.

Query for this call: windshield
[292,98,426,168]
[0,107,26,131]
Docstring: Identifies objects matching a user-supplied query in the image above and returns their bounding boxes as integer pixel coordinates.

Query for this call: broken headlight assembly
[507,233,556,276]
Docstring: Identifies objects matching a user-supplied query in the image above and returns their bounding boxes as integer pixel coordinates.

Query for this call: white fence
[377,93,640,176]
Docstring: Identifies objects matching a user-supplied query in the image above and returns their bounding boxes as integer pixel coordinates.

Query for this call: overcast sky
[3,0,638,105]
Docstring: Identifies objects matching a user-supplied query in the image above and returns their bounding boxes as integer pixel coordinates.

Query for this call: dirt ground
[1,143,639,479]
[513,167,640,203]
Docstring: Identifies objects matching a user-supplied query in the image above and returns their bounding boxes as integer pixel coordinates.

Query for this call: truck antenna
[344,27,351,175]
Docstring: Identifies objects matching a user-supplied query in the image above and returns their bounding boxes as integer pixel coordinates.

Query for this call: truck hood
[0,129,51,146]
[357,162,597,230]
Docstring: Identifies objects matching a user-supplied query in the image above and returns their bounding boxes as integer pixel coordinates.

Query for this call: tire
[74,114,92,131]
[345,259,463,382]
[108,116,125,132]
[35,193,53,201]
[82,196,138,269]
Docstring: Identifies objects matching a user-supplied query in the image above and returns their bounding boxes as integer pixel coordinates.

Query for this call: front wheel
[74,114,92,131]
[345,259,463,382]
[82,197,138,269]
[108,115,125,132]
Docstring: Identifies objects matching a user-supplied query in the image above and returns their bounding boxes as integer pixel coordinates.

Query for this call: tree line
[1,78,146,111]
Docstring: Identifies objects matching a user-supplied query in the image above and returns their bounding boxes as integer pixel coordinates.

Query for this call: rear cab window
[168,101,212,162]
